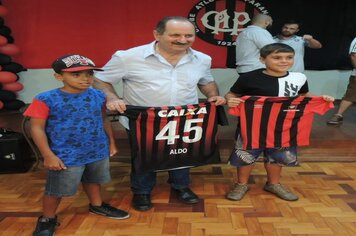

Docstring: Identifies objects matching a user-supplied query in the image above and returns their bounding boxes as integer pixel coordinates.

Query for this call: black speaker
[0,130,35,173]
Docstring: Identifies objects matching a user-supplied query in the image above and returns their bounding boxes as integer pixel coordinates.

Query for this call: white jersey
[235,25,274,73]
[274,35,307,73]
[349,37,356,76]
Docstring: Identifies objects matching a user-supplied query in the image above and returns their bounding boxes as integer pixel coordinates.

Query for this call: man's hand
[43,155,67,170]
[227,97,245,108]
[109,143,118,157]
[107,98,127,113]
[303,34,314,41]
[322,95,335,102]
[303,35,322,48]
[207,96,226,106]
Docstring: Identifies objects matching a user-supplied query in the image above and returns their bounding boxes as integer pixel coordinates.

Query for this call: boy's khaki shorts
[343,75,356,102]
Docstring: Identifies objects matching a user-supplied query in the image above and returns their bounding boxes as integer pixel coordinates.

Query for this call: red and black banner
[3,0,356,69]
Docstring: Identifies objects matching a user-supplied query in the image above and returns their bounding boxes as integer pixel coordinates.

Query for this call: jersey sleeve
[23,98,49,119]
[309,96,334,115]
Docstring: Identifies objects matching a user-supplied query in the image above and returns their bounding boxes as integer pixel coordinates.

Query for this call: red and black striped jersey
[123,102,228,173]
[229,96,334,150]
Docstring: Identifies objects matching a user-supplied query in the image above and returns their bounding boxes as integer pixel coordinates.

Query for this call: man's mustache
[172,42,188,45]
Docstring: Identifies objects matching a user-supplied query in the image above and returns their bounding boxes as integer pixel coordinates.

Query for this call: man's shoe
[89,203,130,219]
[226,183,249,201]
[32,216,59,236]
[172,188,199,204]
[132,194,153,211]
[327,114,343,125]
[263,183,299,201]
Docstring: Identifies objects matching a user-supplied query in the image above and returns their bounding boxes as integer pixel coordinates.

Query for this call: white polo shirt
[235,25,274,73]
[95,41,215,128]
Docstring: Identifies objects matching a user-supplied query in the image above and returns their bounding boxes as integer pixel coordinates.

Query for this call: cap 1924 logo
[188,0,269,47]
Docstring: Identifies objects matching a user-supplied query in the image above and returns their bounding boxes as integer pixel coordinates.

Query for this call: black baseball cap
[52,54,103,73]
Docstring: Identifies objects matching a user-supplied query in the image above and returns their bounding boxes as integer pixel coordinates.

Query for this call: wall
[17,69,350,103]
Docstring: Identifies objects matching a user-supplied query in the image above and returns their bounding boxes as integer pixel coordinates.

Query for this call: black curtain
[228,0,356,70]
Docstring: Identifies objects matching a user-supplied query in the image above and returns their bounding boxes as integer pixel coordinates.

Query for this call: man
[274,20,322,72]
[327,37,356,125]
[235,14,275,74]
[93,16,225,211]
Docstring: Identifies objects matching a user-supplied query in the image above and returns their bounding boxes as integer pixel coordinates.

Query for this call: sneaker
[226,183,249,201]
[89,203,130,219]
[32,216,59,236]
[327,114,343,125]
[263,183,298,201]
